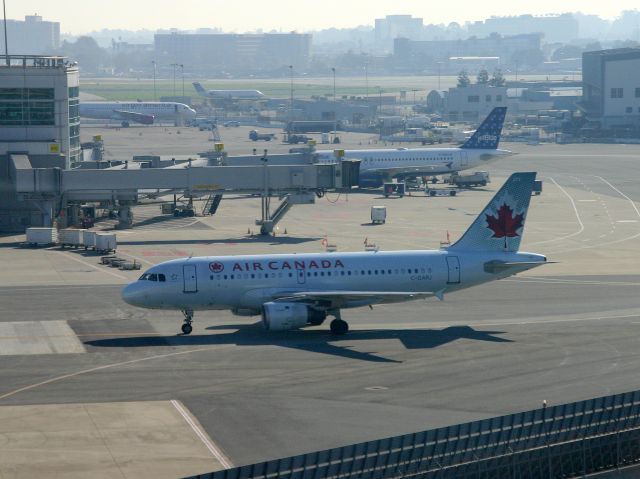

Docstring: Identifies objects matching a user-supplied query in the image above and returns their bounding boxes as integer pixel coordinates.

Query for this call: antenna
[2,0,8,65]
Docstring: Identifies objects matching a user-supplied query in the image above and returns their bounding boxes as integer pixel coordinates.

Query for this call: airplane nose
[122,282,145,307]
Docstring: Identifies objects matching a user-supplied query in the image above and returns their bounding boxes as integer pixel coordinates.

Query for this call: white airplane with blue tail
[122,172,547,335]
[317,107,512,187]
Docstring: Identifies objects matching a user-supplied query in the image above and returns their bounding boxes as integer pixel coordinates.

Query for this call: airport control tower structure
[0,55,80,231]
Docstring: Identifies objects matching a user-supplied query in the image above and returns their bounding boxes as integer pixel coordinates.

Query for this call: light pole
[3,0,9,65]
[364,62,369,101]
[289,65,293,124]
[151,60,157,101]
[180,63,184,100]
[331,67,336,142]
[170,63,178,98]
[378,86,383,140]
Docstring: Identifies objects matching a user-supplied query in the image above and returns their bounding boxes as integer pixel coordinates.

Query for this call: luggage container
[95,233,117,254]
[370,206,387,224]
[59,228,84,248]
[26,227,57,246]
[82,230,97,250]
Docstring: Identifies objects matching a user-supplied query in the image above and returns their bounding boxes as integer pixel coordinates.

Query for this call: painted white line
[0,285,122,292]
[117,250,155,266]
[0,345,233,402]
[171,399,233,469]
[578,199,596,202]
[528,177,584,245]
[54,250,128,280]
[617,220,638,223]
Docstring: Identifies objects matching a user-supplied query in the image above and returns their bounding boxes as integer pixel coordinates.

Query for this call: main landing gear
[328,310,349,335]
[181,309,193,335]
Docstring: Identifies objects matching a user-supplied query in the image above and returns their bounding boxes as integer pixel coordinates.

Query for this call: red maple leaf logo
[485,203,524,238]
[209,262,224,273]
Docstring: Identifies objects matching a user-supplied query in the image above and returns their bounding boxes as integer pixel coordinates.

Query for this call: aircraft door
[183,264,198,293]
[446,256,460,284]
[296,269,306,284]
[460,151,469,167]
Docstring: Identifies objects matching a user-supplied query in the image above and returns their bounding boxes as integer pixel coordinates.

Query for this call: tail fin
[460,107,507,149]
[192,82,207,96]
[449,172,536,252]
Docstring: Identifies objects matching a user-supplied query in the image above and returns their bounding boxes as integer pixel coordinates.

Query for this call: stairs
[201,194,223,215]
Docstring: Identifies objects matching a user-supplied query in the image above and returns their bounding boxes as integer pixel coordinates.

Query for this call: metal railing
[187,390,640,479]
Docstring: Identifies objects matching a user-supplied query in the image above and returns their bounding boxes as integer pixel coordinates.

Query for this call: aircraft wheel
[181,323,193,335]
[330,319,349,335]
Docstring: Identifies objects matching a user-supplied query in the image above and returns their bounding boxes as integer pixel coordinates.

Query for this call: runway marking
[544,176,640,254]
[0,345,232,402]
[171,399,233,469]
[578,199,596,202]
[507,277,640,286]
[617,220,638,223]
[54,250,128,280]
[528,177,584,245]
[0,284,123,292]
[117,250,155,266]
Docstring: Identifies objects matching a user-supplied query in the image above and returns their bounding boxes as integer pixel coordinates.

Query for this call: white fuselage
[205,90,265,100]
[80,102,197,121]
[316,147,513,178]
[122,249,544,313]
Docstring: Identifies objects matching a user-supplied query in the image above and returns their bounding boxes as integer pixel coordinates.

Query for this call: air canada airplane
[193,82,265,100]
[316,107,512,187]
[123,172,547,335]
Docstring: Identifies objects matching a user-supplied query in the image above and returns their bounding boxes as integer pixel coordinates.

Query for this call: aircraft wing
[369,163,455,176]
[112,110,155,125]
[273,290,435,308]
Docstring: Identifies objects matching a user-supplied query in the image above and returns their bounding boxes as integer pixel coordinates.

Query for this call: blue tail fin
[449,172,536,252]
[192,82,207,95]
[460,107,507,149]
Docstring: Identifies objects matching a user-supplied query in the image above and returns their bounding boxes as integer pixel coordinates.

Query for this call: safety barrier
[186,390,640,479]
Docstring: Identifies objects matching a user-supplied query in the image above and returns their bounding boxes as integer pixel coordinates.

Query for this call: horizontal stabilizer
[483,260,551,274]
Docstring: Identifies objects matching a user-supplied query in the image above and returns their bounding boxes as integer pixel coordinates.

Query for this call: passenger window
[149,274,158,281]
[209,275,213,280]
[224,275,227,279]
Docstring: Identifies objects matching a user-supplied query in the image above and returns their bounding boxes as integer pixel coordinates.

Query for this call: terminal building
[0,55,80,231]
[581,48,640,129]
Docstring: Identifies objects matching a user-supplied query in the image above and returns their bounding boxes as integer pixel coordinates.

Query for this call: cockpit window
[139,273,165,282]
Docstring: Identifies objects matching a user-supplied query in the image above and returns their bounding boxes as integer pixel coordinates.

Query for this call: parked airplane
[316,107,512,187]
[122,172,547,336]
[193,82,265,100]
[79,101,197,127]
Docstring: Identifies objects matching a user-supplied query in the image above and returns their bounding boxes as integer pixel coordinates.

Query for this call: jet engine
[261,302,326,331]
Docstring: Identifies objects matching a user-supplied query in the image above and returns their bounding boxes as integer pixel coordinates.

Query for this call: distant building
[394,33,542,69]
[468,14,579,44]
[445,84,507,121]
[375,15,423,52]
[0,15,60,55]
[581,48,640,128]
[155,32,312,75]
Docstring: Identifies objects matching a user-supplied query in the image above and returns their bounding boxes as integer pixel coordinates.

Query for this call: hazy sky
[11,0,640,34]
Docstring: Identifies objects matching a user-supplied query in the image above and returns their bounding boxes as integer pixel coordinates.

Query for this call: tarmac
[2,131,640,476]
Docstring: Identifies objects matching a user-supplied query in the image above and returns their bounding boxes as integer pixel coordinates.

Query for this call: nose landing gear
[181,309,194,335]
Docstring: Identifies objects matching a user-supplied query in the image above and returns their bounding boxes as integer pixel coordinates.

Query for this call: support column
[117,201,133,229]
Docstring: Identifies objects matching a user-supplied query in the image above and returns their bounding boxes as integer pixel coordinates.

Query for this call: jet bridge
[10,153,360,233]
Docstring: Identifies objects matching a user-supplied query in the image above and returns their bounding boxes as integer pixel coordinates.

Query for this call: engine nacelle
[261,302,326,331]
